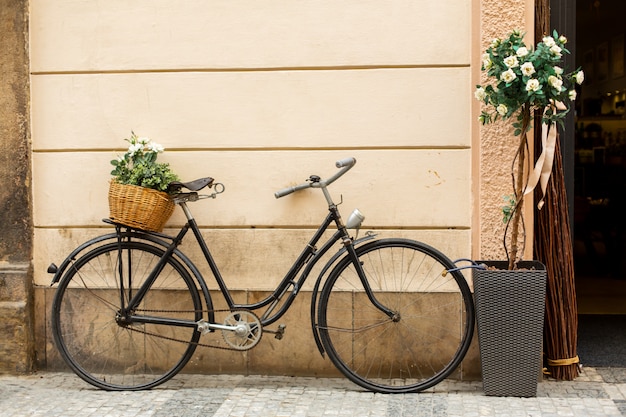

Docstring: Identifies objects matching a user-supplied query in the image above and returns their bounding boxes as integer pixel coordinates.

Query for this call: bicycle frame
[122,198,392,335]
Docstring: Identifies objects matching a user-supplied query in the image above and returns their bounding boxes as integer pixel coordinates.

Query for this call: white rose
[559,35,568,44]
[482,53,493,70]
[550,45,562,57]
[497,104,508,116]
[576,71,585,85]
[516,47,529,57]
[521,62,536,76]
[569,90,577,100]
[548,75,563,91]
[500,69,517,83]
[543,36,556,47]
[474,87,487,101]
[554,66,563,76]
[526,79,540,92]
[504,55,520,68]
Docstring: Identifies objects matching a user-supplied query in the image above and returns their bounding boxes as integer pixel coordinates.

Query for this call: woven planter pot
[108,181,175,232]
[473,261,546,397]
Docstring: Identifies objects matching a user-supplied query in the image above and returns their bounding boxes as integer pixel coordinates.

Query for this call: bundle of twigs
[534,136,579,380]
[533,0,579,381]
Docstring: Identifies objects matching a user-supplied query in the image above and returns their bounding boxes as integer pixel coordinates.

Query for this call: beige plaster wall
[30,1,473,290]
[29,0,535,376]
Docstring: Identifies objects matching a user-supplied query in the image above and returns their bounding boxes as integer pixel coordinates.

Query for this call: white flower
[548,75,563,91]
[543,36,556,47]
[550,44,562,57]
[559,35,568,44]
[575,70,585,85]
[554,66,564,76]
[504,55,519,68]
[497,104,508,116]
[500,69,517,83]
[481,53,493,70]
[127,143,143,156]
[521,62,536,76]
[474,87,487,101]
[137,136,150,145]
[148,142,165,153]
[490,38,501,48]
[516,47,529,57]
[526,79,540,92]
[568,90,577,100]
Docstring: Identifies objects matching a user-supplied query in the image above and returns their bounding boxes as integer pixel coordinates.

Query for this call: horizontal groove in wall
[30,63,471,75]
[30,63,471,76]
[33,146,471,153]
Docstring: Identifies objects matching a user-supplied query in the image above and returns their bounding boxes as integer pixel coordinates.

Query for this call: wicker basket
[108,181,175,232]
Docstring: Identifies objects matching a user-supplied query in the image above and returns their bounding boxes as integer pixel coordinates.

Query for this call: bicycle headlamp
[346,209,364,229]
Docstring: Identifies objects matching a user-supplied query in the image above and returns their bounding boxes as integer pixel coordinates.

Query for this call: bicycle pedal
[267,324,287,340]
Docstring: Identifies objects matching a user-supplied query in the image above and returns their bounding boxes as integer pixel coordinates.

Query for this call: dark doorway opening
[572,0,626,315]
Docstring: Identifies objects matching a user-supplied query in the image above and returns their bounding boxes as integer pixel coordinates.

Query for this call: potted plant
[472,30,584,397]
[108,132,180,232]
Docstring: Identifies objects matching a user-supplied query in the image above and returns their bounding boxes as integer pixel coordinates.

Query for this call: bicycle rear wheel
[51,241,202,390]
[317,238,474,393]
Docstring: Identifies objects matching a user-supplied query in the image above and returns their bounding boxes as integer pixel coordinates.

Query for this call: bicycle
[48,157,475,394]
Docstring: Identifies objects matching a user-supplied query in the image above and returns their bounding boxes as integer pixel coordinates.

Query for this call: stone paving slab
[1,367,625,416]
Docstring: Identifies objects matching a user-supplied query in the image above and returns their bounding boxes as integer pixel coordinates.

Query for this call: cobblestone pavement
[1,367,626,416]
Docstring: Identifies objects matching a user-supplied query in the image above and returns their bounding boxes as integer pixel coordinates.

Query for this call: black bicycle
[49,157,474,393]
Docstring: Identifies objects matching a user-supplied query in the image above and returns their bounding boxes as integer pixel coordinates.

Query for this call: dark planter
[473,260,547,397]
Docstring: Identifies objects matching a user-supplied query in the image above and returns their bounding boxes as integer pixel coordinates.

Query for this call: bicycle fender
[310,232,377,357]
[48,230,176,285]
[48,232,121,285]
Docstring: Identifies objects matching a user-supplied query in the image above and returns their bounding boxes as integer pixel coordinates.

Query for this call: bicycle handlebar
[336,157,356,169]
[274,157,357,199]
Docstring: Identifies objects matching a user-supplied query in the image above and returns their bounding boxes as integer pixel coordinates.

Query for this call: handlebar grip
[336,157,356,168]
[274,182,311,198]
[275,187,296,198]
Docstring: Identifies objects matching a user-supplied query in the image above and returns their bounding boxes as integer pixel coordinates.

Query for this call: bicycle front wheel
[51,241,203,390]
[318,238,474,393]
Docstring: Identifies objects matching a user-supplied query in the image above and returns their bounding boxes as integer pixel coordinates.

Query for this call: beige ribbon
[524,102,566,209]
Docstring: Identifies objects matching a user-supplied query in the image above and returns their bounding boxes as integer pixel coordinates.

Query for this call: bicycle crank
[221,311,262,350]
[196,310,263,351]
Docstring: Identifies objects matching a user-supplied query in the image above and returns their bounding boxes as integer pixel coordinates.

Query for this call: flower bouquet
[108,132,180,232]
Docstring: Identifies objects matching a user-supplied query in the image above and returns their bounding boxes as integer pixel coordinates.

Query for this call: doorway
[572,0,626,315]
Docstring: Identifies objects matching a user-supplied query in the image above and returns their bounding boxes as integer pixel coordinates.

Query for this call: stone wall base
[0,263,34,373]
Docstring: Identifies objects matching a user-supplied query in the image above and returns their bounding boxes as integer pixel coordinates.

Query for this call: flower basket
[108,181,175,232]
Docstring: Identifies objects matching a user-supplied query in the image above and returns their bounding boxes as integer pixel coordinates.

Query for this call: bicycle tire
[52,241,203,390]
[317,238,474,393]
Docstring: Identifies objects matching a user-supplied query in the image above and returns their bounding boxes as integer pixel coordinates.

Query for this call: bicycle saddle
[167,177,214,192]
